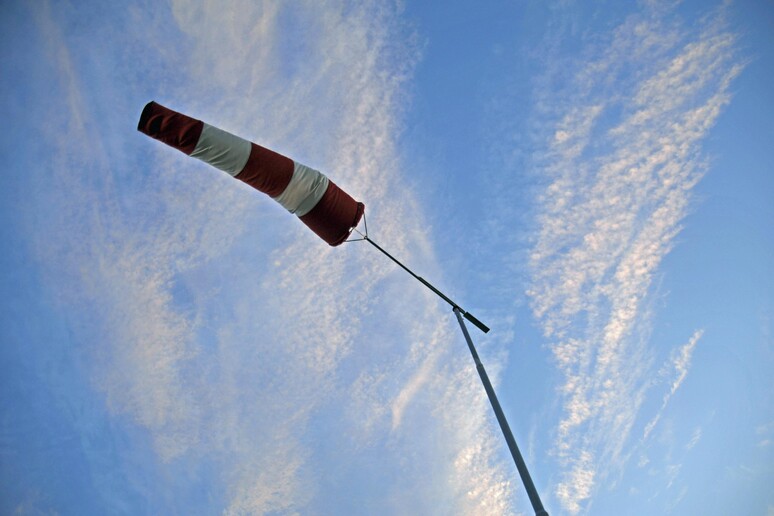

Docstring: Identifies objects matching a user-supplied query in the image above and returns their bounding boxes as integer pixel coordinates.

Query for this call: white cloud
[390,346,440,432]
[525,4,742,513]
[643,330,703,440]
[755,421,774,448]
[685,427,702,451]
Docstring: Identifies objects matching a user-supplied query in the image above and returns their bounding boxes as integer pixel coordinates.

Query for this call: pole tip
[464,311,490,333]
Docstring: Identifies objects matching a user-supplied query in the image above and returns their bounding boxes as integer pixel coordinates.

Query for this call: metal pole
[453,307,548,516]
[363,236,490,333]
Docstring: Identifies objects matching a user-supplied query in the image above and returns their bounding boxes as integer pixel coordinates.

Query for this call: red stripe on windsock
[235,144,294,198]
[137,101,203,155]
[138,101,293,196]
[300,180,364,246]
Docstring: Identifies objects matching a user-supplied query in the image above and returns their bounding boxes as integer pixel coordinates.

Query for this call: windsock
[137,101,364,246]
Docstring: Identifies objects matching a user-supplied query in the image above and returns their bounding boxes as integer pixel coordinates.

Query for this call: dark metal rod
[364,236,490,333]
[453,307,548,516]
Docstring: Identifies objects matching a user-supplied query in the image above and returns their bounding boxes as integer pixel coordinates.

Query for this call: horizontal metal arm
[462,311,489,334]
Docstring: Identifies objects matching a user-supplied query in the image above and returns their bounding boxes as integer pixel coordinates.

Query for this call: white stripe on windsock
[274,162,330,216]
[185,120,329,216]
[190,123,252,176]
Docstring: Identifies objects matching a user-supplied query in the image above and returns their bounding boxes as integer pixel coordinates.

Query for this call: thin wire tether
[342,213,369,243]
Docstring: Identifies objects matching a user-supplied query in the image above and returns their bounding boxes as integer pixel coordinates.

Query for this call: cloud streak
[525,4,742,513]
[643,330,703,440]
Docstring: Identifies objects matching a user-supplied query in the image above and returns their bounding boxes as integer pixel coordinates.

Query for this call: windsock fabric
[137,101,364,246]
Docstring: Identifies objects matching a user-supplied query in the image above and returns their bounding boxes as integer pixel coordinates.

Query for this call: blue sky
[1,1,771,514]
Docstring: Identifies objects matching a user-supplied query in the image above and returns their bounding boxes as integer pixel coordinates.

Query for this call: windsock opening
[300,183,365,246]
[138,101,203,155]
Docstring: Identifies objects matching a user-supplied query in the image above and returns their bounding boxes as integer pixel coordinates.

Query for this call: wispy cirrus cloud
[29,1,516,513]
[525,4,743,513]
[643,330,703,440]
